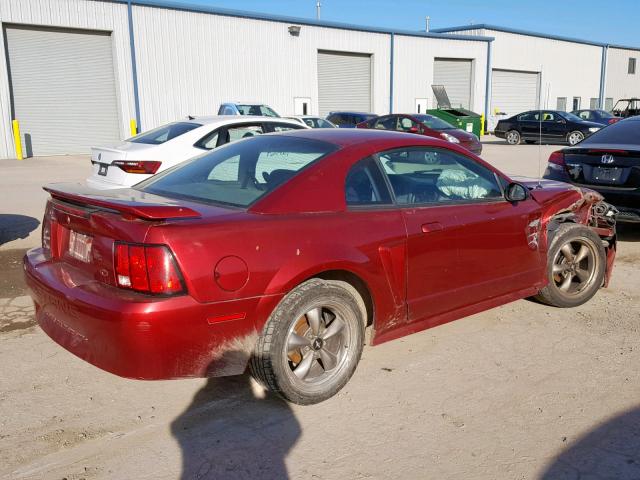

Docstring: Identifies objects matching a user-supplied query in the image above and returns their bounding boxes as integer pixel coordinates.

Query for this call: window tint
[518,112,539,121]
[129,122,201,145]
[413,114,454,130]
[195,129,220,150]
[226,124,264,143]
[377,147,503,205]
[345,157,392,206]
[582,119,640,145]
[236,104,279,117]
[138,136,338,207]
[398,117,420,132]
[327,114,345,126]
[374,116,397,130]
[267,122,304,132]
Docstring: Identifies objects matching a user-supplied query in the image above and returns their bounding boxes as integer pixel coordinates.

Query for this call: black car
[495,110,603,146]
[572,109,621,127]
[326,111,376,128]
[543,116,640,222]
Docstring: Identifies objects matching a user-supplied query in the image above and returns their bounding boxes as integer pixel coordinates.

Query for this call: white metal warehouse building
[433,24,640,130]
[0,0,638,159]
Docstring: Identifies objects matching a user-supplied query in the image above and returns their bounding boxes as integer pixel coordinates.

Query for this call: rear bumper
[493,130,506,139]
[24,248,281,379]
[544,168,640,223]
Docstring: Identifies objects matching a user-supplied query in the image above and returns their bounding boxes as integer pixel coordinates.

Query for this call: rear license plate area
[98,164,108,176]
[593,167,622,184]
[68,230,93,263]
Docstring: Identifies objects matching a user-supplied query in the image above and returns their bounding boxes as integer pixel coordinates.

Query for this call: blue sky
[171,0,639,47]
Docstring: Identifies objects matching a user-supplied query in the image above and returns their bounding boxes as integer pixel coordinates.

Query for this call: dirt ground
[1,139,640,480]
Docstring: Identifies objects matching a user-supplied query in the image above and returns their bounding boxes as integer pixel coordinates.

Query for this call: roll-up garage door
[433,59,472,109]
[5,25,121,156]
[317,51,372,117]
[491,69,540,118]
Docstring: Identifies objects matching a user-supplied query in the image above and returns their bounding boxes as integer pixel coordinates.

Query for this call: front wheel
[250,279,365,405]
[506,130,521,145]
[535,224,605,308]
[567,130,585,146]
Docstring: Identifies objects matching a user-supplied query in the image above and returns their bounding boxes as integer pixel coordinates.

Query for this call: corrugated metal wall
[606,47,640,102]
[0,0,135,158]
[130,4,391,130]
[393,36,487,114]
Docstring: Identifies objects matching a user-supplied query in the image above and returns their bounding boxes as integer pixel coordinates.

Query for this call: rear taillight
[548,151,565,166]
[114,243,185,295]
[112,160,162,174]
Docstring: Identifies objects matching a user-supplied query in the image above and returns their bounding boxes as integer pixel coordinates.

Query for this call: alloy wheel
[284,306,351,385]
[568,132,584,145]
[552,238,597,295]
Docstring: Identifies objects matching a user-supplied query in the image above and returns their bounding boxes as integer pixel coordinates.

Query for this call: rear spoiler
[44,184,201,220]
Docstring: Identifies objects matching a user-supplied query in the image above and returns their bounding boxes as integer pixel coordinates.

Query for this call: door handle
[421,222,443,233]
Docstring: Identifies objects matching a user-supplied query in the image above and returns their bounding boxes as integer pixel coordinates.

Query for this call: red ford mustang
[24,129,617,404]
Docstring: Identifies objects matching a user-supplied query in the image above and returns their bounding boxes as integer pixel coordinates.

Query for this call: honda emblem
[601,154,615,164]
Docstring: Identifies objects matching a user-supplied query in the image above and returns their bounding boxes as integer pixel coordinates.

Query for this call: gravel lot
[1,138,639,480]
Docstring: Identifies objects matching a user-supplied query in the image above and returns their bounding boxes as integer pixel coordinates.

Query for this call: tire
[250,279,365,405]
[506,130,521,145]
[535,223,606,308]
[567,130,585,146]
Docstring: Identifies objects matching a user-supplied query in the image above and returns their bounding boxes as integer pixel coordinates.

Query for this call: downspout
[127,0,142,133]
[389,32,394,114]
[599,45,609,110]
[484,39,493,133]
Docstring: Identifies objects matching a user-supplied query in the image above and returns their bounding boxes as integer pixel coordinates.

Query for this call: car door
[376,146,544,324]
[519,111,541,139]
[541,111,566,141]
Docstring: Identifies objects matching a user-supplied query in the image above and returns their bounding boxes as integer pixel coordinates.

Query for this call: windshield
[237,104,279,117]
[304,118,335,128]
[128,122,202,145]
[582,119,640,145]
[413,114,455,130]
[137,136,338,207]
[596,110,614,118]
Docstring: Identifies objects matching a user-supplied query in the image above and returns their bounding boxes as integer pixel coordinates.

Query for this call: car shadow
[170,371,301,480]
[617,222,640,242]
[0,214,39,246]
[539,406,640,479]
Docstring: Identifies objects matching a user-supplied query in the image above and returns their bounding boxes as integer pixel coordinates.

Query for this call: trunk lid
[562,144,640,188]
[40,183,235,290]
[89,142,156,188]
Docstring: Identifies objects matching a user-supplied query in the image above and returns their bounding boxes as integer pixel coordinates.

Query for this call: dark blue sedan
[572,109,621,127]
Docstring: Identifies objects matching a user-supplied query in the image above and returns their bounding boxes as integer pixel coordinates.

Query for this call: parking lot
[1,138,639,480]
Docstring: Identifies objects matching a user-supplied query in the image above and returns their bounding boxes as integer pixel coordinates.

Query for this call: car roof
[184,115,297,126]
[273,125,447,147]
[328,111,375,115]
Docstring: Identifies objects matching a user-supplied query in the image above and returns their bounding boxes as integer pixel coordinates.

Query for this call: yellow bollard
[480,115,485,137]
[130,119,138,137]
[12,120,23,160]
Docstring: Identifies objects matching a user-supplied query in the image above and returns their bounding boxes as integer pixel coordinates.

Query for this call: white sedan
[87,116,306,189]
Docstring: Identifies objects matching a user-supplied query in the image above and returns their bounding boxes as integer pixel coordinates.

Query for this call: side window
[266,122,304,132]
[374,116,397,130]
[255,151,319,190]
[518,112,538,121]
[398,117,419,132]
[223,106,235,115]
[327,114,344,126]
[542,112,557,122]
[194,129,220,150]
[345,157,392,206]
[223,124,264,145]
[377,147,503,205]
[579,111,591,120]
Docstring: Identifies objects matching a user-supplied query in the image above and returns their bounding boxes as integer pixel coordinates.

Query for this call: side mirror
[505,182,528,202]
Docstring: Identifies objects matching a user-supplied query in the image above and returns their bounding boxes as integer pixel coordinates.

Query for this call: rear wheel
[250,279,365,405]
[506,130,521,145]
[535,224,605,308]
[567,130,585,146]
